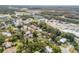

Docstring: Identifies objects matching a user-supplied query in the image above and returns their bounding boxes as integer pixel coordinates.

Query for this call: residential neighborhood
[0,6,79,53]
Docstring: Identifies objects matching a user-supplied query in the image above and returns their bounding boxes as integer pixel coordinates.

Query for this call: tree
[61,32,75,42]
[11,31,23,42]
[51,45,61,53]
[15,41,24,53]
[0,47,4,53]
[39,22,47,30]
[0,34,5,44]
[7,25,14,33]
[33,31,38,38]
[22,38,49,53]
[55,36,61,42]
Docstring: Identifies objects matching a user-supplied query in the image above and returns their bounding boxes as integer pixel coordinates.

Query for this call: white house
[60,38,67,43]
[24,31,33,39]
[45,46,53,53]
[2,32,12,37]
[2,42,12,48]
[23,18,33,25]
[0,22,7,29]
[21,26,28,31]
[13,19,23,27]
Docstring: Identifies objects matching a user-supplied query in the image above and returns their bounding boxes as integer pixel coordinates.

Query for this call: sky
[0,0,79,5]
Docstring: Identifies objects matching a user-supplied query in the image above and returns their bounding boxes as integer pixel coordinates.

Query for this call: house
[60,45,76,53]
[75,32,79,38]
[0,14,10,21]
[15,11,31,17]
[2,32,12,37]
[21,25,28,31]
[60,38,67,43]
[23,18,33,25]
[30,25,38,30]
[2,42,13,48]
[12,19,23,27]
[38,29,42,32]
[45,46,53,53]
[24,31,33,39]
[48,38,52,41]
[0,22,7,29]
[13,28,19,31]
